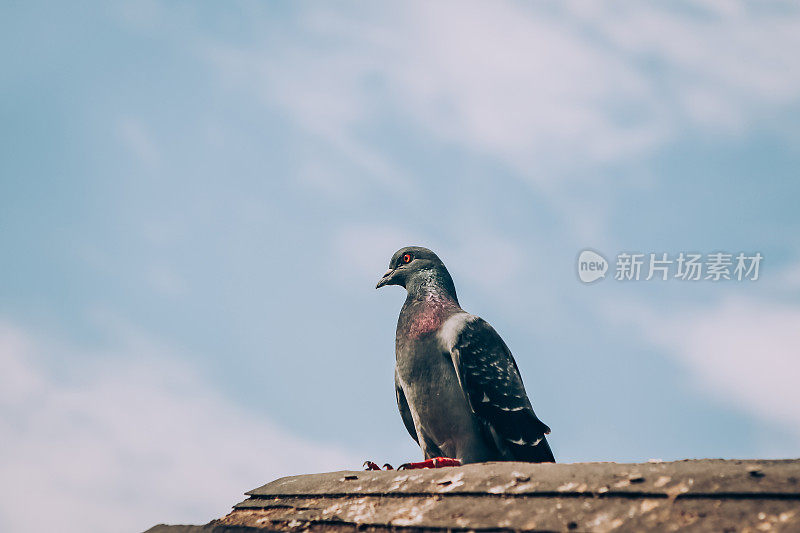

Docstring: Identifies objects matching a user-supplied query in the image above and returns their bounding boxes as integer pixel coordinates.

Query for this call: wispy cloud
[564,2,800,130]
[611,296,800,455]
[203,1,800,185]
[0,321,358,533]
[197,0,800,252]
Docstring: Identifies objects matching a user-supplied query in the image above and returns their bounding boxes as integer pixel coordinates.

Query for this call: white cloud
[614,297,800,448]
[565,2,800,128]
[0,321,358,533]
[206,38,408,192]
[199,1,800,249]
[383,2,660,173]
[205,1,800,184]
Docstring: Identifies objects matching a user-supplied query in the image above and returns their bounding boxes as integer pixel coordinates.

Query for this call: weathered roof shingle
[147,459,800,532]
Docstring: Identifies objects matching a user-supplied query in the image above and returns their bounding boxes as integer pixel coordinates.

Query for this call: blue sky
[2,1,800,532]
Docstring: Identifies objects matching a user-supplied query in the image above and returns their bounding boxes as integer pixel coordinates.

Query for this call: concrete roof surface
[146,459,800,532]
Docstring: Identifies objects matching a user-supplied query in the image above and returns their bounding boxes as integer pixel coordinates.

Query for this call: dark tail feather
[509,435,555,463]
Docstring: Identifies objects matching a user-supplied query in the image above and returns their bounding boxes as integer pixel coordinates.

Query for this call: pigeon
[369,246,554,470]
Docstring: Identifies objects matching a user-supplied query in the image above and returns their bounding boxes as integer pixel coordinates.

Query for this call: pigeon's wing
[447,315,555,463]
[395,368,419,444]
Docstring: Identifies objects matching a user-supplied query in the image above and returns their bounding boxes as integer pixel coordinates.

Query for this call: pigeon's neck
[397,268,460,340]
[405,268,459,305]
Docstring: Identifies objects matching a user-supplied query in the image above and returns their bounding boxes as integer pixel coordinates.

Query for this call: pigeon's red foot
[363,461,394,471]
[398,457,462,470]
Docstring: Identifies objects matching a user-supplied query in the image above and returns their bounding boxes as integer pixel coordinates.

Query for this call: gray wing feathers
[449,316,555,463]
[395,369,419,444]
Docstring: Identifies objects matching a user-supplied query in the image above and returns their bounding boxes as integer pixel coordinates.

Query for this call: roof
[146,458,800,532]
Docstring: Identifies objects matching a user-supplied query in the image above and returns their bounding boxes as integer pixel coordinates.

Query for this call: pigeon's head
[376,246,457,300]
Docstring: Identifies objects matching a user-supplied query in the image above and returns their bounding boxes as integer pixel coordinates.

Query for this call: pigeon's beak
[376,269,394,289]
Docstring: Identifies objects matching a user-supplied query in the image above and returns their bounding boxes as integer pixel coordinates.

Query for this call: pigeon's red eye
[402,253,412,264]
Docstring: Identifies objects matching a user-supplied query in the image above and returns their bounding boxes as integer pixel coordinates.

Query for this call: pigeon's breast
[395,311,492,462]
[398,299,460,342]
[407,310,444,338]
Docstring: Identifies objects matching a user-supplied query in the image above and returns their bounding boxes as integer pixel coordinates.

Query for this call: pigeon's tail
[509,435,555,463]
[503,413,555,463]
